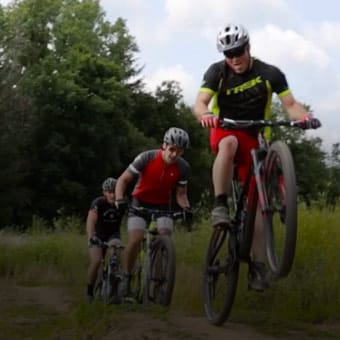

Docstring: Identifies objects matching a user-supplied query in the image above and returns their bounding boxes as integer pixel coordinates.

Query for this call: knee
[127,233,144,249]
[219,136,238,158]
[158,228,172,236]
[90,258,102,269]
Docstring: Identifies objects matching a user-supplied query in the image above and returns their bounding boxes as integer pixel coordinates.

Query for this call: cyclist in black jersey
[86,177,123,303]
[192,23,321,291]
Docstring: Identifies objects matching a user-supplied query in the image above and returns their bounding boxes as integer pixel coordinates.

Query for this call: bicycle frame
[250,133,270,216]
[94,241,124,304]
[222,117,300,225]
[220,117,301,274]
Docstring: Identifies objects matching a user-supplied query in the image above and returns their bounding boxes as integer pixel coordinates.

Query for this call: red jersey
[127,149,190,205]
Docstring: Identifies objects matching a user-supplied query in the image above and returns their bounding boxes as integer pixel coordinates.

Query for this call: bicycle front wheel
[94,279,103,301]
[102,273,113,304]
[203,227,239,326]
[264,141,297,278]
[144,235,176,306]
[130,249,144,303]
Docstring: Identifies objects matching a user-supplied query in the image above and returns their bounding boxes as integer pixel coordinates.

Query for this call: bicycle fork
[251,148,270,217]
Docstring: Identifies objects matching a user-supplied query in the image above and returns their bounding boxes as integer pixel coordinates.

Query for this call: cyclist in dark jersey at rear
[115,127,193,297]
[85,177,123,303]
[192,23,321,291]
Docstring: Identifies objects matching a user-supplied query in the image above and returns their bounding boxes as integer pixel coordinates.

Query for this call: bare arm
[86,209,98,239]
[115,169,135,201]
[279,93,309,120]
[192,92,213,122]
[175,185,190,209]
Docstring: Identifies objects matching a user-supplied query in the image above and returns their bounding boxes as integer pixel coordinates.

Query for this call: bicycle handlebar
[219,117,308,129]
[129,206,186,220]
[89,237,124,249]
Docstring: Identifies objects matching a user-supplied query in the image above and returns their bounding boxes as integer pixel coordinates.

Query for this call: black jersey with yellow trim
[90,196,122,239]
[200,58,290,121]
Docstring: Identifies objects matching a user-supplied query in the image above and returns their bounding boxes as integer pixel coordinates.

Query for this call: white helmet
[163,127,189,149]
[216,24,249,52]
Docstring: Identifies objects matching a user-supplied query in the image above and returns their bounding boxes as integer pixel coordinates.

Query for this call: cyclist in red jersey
[192,24,321,291]
[115,127,192,297]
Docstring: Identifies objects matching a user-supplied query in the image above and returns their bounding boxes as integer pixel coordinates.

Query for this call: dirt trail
[102,312,294,340]
[0,278,337,340]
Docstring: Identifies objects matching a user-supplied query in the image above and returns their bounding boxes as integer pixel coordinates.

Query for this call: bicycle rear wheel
[203,227,239,326]
[144,236,176,306]
[102,272,113,304]
[264,141,297,278]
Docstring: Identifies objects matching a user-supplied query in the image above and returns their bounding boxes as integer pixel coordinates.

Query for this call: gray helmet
[102,177,117,191]
[217,24,249,52]
[163,127,189,149]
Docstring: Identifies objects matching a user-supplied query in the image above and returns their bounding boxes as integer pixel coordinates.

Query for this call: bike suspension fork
[251,149,269,214]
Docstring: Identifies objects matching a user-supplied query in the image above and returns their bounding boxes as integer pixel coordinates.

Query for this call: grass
[0,206,339,338]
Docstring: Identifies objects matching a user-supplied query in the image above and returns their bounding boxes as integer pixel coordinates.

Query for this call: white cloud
[304,22,340,50]
[145,64,197,103]
[252,25,329,69]
[1,0,338,150]
[0,0,11,5]
[100,0,143,11]
[163,0,291,39]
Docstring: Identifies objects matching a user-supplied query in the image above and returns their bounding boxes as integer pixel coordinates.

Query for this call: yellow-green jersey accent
[199,58,290,138]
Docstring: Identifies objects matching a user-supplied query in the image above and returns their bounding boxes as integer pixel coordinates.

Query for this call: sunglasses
[224,44,247,59]
[167,145,183,154]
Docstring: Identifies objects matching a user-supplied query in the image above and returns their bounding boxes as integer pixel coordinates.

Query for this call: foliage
[0,0,210,226]
[0,0,338,228]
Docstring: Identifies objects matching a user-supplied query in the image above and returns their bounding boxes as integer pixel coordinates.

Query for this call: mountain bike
[203,117,316,325]
[128,206,189,306]
[94,240,125,304]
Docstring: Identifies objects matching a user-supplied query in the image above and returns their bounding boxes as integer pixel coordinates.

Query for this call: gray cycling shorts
[127,216,174,232]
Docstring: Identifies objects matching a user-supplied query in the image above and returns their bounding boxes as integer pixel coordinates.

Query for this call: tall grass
[0,215,87,286]
[0,207,339,326]
[172,206,340,325]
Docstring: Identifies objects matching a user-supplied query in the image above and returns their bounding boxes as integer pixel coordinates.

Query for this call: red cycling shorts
[209,128,259,183]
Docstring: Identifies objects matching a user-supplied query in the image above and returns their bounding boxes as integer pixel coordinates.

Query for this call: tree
[324,143,340,209]
[270,100,328,204]
[0,0,147,222]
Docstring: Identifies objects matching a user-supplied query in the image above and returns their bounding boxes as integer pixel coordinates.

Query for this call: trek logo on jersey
[226,76,262,95]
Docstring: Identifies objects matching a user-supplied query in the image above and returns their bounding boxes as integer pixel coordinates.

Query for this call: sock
[214,194,228,208]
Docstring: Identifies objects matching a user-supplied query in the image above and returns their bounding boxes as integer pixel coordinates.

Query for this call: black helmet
[163,127,189,149]
[102,177,117,191]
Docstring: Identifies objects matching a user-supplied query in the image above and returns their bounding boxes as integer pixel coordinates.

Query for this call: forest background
[0,0,339,228]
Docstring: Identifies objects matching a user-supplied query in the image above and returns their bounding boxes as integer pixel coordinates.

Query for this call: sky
[1,0,340,152]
